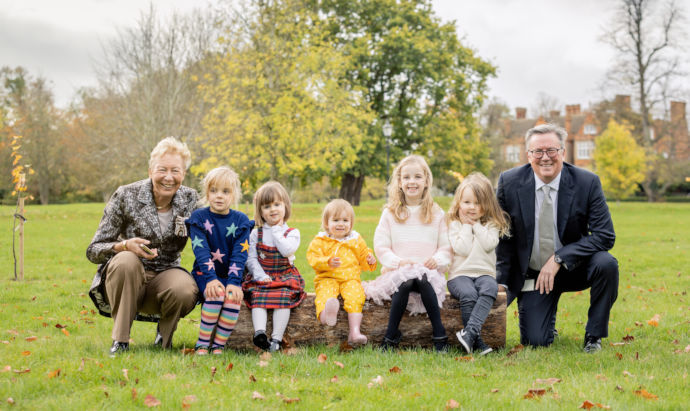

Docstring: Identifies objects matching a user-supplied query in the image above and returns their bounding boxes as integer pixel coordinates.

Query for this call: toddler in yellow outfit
[307,199,377,345]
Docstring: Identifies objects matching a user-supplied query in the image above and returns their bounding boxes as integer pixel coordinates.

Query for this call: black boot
[380,330,402,351]
[432,335,449,353]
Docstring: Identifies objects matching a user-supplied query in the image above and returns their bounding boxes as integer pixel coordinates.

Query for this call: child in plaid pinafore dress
[243,181,305,352]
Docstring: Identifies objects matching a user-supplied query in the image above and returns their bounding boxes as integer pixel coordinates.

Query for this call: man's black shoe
[153,324,164,347]
[583,333,602,353]
[109,341,129,357]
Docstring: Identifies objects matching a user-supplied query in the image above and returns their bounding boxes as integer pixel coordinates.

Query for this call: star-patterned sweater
[186,207,253,292]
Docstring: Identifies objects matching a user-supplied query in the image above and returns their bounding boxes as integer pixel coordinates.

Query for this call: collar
[316,230,360,242]
[534,171,562,193]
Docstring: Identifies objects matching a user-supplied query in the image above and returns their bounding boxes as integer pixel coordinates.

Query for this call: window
[576,141,594,159]
[506,145,521,163]
[584,124,597,135]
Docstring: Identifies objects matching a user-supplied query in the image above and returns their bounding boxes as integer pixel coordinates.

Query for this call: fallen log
[224,292,506,350]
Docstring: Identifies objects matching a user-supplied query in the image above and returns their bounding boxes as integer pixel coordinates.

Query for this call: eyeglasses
[527,148,563,159]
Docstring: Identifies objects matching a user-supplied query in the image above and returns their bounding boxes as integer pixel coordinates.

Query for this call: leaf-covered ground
[1,201,688,409]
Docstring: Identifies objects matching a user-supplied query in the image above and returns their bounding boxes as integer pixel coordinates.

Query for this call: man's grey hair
[525,123,567,149]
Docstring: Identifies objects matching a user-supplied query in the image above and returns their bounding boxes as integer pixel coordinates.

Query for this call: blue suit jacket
[495,163,616,294]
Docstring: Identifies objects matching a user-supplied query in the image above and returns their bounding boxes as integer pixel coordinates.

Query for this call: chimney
[549,110,560,118]
[515,107,527,119]
[565,104,581,116]
[670,101,686,124]
[614,95,631,110]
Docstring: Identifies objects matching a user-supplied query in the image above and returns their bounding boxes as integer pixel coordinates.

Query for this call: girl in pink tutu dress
[363,155,451,351]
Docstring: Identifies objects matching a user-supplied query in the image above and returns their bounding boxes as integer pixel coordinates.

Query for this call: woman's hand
[225,284,243,304]
[122,238,158,260]
[423,257,438,270]
[204,279,225,300]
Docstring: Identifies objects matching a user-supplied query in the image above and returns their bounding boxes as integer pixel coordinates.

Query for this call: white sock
[271,308,291,341]
[251,308,267,333]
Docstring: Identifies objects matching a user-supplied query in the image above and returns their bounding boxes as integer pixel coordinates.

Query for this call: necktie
[538,185,554,267]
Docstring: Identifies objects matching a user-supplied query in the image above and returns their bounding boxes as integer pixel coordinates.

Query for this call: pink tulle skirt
[362,264,446,315]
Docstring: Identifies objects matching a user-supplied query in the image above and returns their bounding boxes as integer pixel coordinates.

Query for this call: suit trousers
[105,251,198,348]
[513,251,618,347]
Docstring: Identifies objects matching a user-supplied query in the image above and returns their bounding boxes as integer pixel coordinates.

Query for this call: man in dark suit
[496,124,618,353]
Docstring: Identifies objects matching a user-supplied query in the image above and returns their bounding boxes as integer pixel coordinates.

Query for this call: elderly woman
[87,137,199,355]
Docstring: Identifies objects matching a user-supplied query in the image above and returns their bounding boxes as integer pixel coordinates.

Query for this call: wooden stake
[18,195,24,281]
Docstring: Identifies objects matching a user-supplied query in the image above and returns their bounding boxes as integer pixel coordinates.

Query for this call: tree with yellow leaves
[594,119,647,201]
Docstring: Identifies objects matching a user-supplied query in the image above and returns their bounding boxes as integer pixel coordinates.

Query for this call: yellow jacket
[307,231,377,282]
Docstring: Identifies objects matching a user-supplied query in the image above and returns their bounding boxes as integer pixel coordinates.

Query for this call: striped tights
[196,299,240,349]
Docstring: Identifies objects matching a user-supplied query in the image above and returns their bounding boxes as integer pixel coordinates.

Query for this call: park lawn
[0,200,688,409]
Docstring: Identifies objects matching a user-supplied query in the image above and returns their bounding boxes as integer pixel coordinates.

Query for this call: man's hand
[536,255,561,294]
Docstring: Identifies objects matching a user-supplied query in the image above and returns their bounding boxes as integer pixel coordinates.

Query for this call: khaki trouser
[105,251,198,348]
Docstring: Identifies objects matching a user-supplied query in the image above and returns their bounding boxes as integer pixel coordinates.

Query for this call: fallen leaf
[615,385,624,392]
[283,347,300,356]
[471,373,486,378]
[490,388,499,393]
[210,367,217,380]
[180,348,195,355]
[317,353,327,363]
[249,374,256,382]
[25,336,38,342]
[225,363,233,371]
[282,396,300,404]
[333,361,344,369]
[622,334,634,342]
[507,344,524,356]
[13,368,30,374]
[367,375,383,388]
[55,324,66,329]
[389,366,401,373]
[122,369,129,381]
[143,394,161,407]
[580,400,595,409]
[260,352,272,361]
[21,351,31,356]
[339,340,354,352]
[647,314,660,327]
[535,378,561,385]
[1,366,11,373]
[162,373,176,380]
[61,328,70,337]
[47,369,61,379]
[252,391,265,400]
[633,388,658,400]
[615,352,623,360]
[523,388,547,399]
[623,371,634,377]
[455,356,474,362]
[685,345,690,353]
[330,375,338,383]
[131,388,137,400]
[445,399,460,409]
[181,395,197,408]
[7,397,15,405]
[258,361,269,367]
[595,374,608,381]
[634,321,643,327]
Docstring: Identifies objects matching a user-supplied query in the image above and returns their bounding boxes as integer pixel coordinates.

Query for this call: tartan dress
[242,227,305,309]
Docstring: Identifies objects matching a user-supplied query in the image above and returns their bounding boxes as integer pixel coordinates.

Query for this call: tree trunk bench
[224,292,506,349]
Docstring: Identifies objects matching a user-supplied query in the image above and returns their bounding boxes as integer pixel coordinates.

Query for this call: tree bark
[339,173,365,206]
[221,292,506,350]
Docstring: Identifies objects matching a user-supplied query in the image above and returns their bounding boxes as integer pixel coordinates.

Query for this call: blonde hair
[386,155,435,224]
[149,136,192,170]
[200,166,242,207]
[321,199,355,235]
[253,181,292,227]
[447,172,511,237]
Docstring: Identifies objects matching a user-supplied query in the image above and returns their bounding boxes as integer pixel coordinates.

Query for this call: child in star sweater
[307,199,377,346]
[187,167,252,355]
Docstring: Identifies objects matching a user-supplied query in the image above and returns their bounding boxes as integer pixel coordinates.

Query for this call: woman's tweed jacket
[87,179,198,320]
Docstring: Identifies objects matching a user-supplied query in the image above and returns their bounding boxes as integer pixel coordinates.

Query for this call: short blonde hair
[149,136,192,170]
[321,199,355,235]
[200,166,242,207]
[385,155,435,224]
[253,181,292,227]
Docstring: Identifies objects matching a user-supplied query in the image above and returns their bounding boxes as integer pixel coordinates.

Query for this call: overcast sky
[1,0,688,115]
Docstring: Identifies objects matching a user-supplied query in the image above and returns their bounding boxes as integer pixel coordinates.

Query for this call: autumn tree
[0,67,68,204]
[311,0,496,203]
[196,0,374,193]
[73,6,218,199]
[601,0,688,201]
[479,98,512,180]
[594,119,647,200]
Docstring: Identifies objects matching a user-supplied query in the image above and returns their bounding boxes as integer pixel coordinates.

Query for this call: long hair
[385,155,435,224]
[199,166,242,208]
[447,172,510,237]
[253,181,292,227]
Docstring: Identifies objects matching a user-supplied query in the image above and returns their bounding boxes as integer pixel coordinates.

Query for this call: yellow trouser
[314,278,365,317]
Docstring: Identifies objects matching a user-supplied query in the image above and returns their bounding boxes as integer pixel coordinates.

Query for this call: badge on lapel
[175,216,188,237]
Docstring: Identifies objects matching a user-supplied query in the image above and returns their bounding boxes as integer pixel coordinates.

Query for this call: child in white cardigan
[364,155,451,351]
[446,172,510,355]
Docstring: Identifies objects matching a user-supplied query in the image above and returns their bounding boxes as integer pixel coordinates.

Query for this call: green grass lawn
[1,200,688,409]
